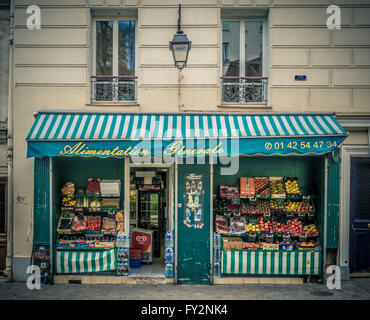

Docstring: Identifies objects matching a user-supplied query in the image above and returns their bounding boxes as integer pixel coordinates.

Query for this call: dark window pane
[0,184,5,234]
[245,21,263,77]
[222,21,240,77]
[118,20,135,76]
[356,164,370,219]
[96,21,113,76]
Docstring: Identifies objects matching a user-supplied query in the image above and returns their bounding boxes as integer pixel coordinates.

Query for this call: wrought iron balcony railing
[91,76,137,102]
[221,76,268,104]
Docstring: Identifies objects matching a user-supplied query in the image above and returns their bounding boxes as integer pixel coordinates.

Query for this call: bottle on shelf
[123,232,130,248]
[213,232,221,249]
[165,230,174,248]
[164,247,174,265]
[213,248,221,264]
[165,264,174,278]
[213,262,221,278]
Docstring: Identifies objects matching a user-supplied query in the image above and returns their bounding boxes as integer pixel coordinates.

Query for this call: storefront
[26,110,347,284]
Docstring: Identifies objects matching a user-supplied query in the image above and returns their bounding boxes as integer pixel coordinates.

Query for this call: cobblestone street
[0,278,369,300]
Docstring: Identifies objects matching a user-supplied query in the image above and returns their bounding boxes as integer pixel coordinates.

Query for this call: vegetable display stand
[55,247,117,274]
[221,249,321,276]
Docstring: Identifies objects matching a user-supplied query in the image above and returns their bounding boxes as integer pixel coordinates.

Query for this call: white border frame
[339,145,370,268]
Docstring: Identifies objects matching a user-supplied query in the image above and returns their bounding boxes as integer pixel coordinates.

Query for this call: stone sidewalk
[0,277,369,300]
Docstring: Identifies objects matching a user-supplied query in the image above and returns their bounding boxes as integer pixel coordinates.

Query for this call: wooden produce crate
[269,177,286,199]
[284,177,301,198]
[222,237,243,250]
[219,185,239,198]
[57,214,74,235]
[254,177,270,198]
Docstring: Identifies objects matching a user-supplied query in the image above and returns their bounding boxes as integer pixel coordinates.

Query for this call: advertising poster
[184,173,204,229]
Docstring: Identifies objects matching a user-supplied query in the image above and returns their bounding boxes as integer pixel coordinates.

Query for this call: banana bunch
[62,195,76,207]
[303,224,317,232]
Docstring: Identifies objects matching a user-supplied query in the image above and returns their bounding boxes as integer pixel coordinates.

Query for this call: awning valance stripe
[27,112,347,142]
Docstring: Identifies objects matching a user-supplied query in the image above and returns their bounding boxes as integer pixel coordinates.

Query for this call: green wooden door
[327,149,340,248]
[34,158,50,245]
[177,164,210,284]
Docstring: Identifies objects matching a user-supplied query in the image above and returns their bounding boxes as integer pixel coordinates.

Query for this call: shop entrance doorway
[128,165,173,278]
[350,157,370,275]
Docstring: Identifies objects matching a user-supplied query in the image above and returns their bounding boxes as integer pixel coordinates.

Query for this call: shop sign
[59,142,151,157]
[58,140,225,159]
[27,135,346,159]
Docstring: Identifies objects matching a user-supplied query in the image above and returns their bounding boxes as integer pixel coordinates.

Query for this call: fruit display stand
[215,178,322,277]
[55,179,120,275]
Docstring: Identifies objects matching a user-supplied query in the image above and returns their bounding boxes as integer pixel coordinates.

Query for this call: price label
[248,233,257,242]
[265,234,274,243]
[299,234,307,242]
[249,197,257,205]
[263,212,271,220]
[298,212,306,218]
[231,197,240,205]
[287,213,294,218]
[302,196,310,204]
[282,233,291,242]
[249,218,258,225]
[308,213,315,218]
[276,199,285,206]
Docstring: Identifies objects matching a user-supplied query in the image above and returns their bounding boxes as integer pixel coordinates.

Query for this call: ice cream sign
[135,235,147,245]
[132,231,151,252]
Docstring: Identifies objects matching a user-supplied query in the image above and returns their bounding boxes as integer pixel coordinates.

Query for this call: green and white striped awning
[55,249,116,274]
[26,111,347,158]
[222,250,321,276]
[27,111,347,141]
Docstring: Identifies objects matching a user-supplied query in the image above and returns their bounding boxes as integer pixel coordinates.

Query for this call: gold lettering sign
[163,141,224,156]
[59,141,225,158]
[59,142,150,158]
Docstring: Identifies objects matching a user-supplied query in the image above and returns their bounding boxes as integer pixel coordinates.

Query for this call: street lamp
[169,4,191,69]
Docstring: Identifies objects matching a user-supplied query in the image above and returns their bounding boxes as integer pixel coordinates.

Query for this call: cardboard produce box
[262,242,280,250]
[100,180,121,197]
[101,198,120,208]
[222,237,243,250]
[240,177,255,197]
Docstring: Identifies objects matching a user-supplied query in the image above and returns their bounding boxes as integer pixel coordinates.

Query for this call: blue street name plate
[295,75,307,81]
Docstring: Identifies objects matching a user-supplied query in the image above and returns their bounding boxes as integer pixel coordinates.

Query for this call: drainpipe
[5,0,14,281]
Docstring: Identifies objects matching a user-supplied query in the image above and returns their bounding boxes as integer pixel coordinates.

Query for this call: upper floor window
[92,18,137,102]
[221,17,268,104]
